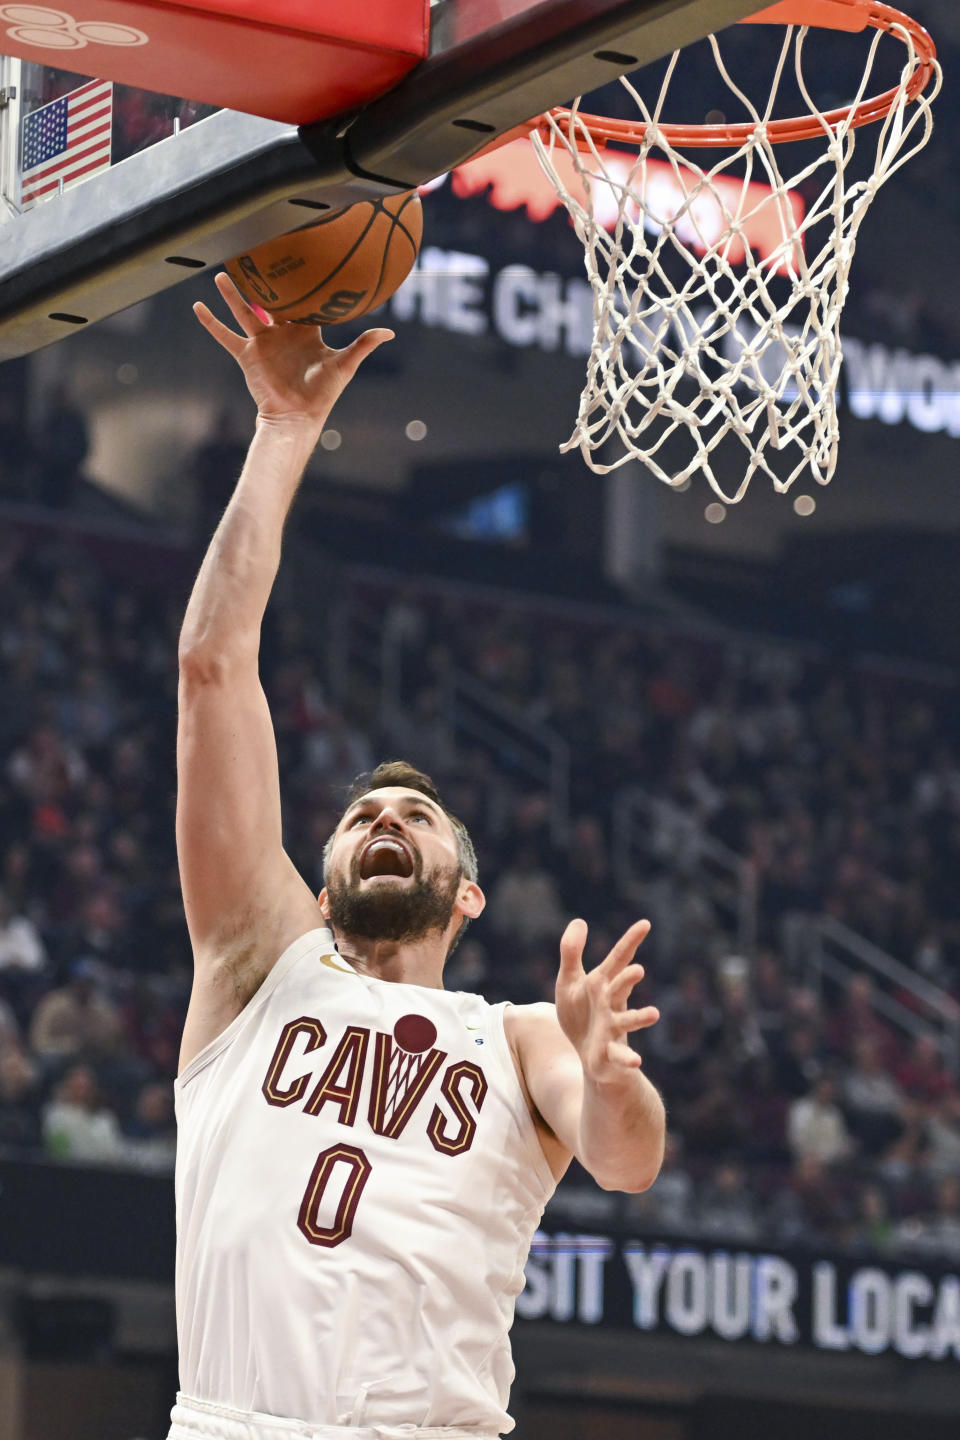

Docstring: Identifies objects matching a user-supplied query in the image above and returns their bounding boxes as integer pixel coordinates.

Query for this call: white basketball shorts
[167,1393,498,1440]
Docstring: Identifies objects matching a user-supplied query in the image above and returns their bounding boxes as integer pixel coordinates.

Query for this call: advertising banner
[519,1229,960,1364]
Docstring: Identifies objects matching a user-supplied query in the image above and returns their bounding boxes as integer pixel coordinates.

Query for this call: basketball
[224,192,422,328]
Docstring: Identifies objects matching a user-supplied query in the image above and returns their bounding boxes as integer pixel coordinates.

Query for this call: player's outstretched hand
[193,271,394,430]
[555,918,659,1084]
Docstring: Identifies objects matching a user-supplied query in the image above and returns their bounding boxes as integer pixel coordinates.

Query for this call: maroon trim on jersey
[428,1060,488,1156]
[262,1016,327,1107]
[297,1142,372,1249]
[368,1031,447,1139]
[303,1025,370,1126]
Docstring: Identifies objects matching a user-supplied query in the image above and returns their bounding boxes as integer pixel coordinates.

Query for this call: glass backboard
[0,0,765,360]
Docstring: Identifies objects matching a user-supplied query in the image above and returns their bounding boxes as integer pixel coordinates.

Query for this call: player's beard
[326,857,462,944]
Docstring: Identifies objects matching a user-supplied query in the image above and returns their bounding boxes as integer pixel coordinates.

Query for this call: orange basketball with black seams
[225,191,422,326]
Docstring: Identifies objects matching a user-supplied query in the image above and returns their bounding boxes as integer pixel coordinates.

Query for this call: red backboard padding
[0,0,429,125]
[157,0,429,56]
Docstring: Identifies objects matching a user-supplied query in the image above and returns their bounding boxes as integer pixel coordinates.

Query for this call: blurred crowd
[3,529,960,1267]
[362,582,960,984]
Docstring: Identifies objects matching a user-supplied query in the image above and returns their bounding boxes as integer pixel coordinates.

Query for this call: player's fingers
[558,918,588,981]
[607,963,645,1003]
[611,1005,660,1033]
[607,1039,642,1069]
[192,301,246,357]
[335,328,395,383]
[599,918,651,976]
[214,270,270,335]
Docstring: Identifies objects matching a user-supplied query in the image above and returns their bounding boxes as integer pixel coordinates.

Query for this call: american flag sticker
[19,80,113,210]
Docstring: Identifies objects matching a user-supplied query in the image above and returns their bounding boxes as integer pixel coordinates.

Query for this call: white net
[530,17,941,502]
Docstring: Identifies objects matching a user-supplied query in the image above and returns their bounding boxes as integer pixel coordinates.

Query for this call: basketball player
[171,272,666,1440]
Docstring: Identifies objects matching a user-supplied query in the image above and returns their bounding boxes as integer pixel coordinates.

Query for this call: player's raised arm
[177,274,393,971]
[508,918,665,1192]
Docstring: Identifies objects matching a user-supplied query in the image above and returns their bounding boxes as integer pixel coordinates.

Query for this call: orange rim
[491,1,937,152]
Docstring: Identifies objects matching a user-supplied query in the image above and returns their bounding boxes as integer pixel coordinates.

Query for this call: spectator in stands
[740,1055,790,1164]
[787,1073,854,1166]
[897,1176,960,1261]
[0,843,32,919]
[58,890,130,973]
[300,703,375,789]
[758,845,821,933]
[752,948,789,1051]
[912,743,960,817]
[0,1044,42,1154]
[876,1097,930,1200]
[0,995,19,1052]
[841,1036,905,1155]
[486,844,566,950]
[783,984,825,1035]
[380,589,429,681]
[41,1062,124,1165]
[828,974,899,1067]
[559,815,612,924]
[0,886,47,975]
[647,650,696,727]
[714,954,766,1076]
[923,1090,960,1179]
[623,862,719,970]
[121,1080,177,1172]
[768,1154,846,1248]
[28,957,125,1070]
[122,976,183,1078]
[848,1183,896,1255]
[540,657,595,752]
[675,1055,747,1158]
[107,827,156,916]
[696,1160,761,1242]
[107,732,156,825]
[377,678,455,780]
[773,1021,824,1098]
[54,663,121,748]
[45,842,103,932]
[6,721,88,807]
[648,966,720,1090]
[896,1033,954,1105]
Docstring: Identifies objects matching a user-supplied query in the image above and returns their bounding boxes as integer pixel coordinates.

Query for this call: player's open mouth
[358,837,415,880]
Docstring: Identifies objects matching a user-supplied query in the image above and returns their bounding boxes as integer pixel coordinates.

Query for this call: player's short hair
[322,761,479,957]
[323,761,479,884]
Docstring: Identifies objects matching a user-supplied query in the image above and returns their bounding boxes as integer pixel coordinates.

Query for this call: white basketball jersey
[173,928,556,1435]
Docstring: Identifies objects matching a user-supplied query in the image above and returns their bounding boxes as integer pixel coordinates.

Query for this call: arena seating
[2,514,960,1261]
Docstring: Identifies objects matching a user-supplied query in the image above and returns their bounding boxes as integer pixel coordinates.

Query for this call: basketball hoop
[496,0,942,502]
